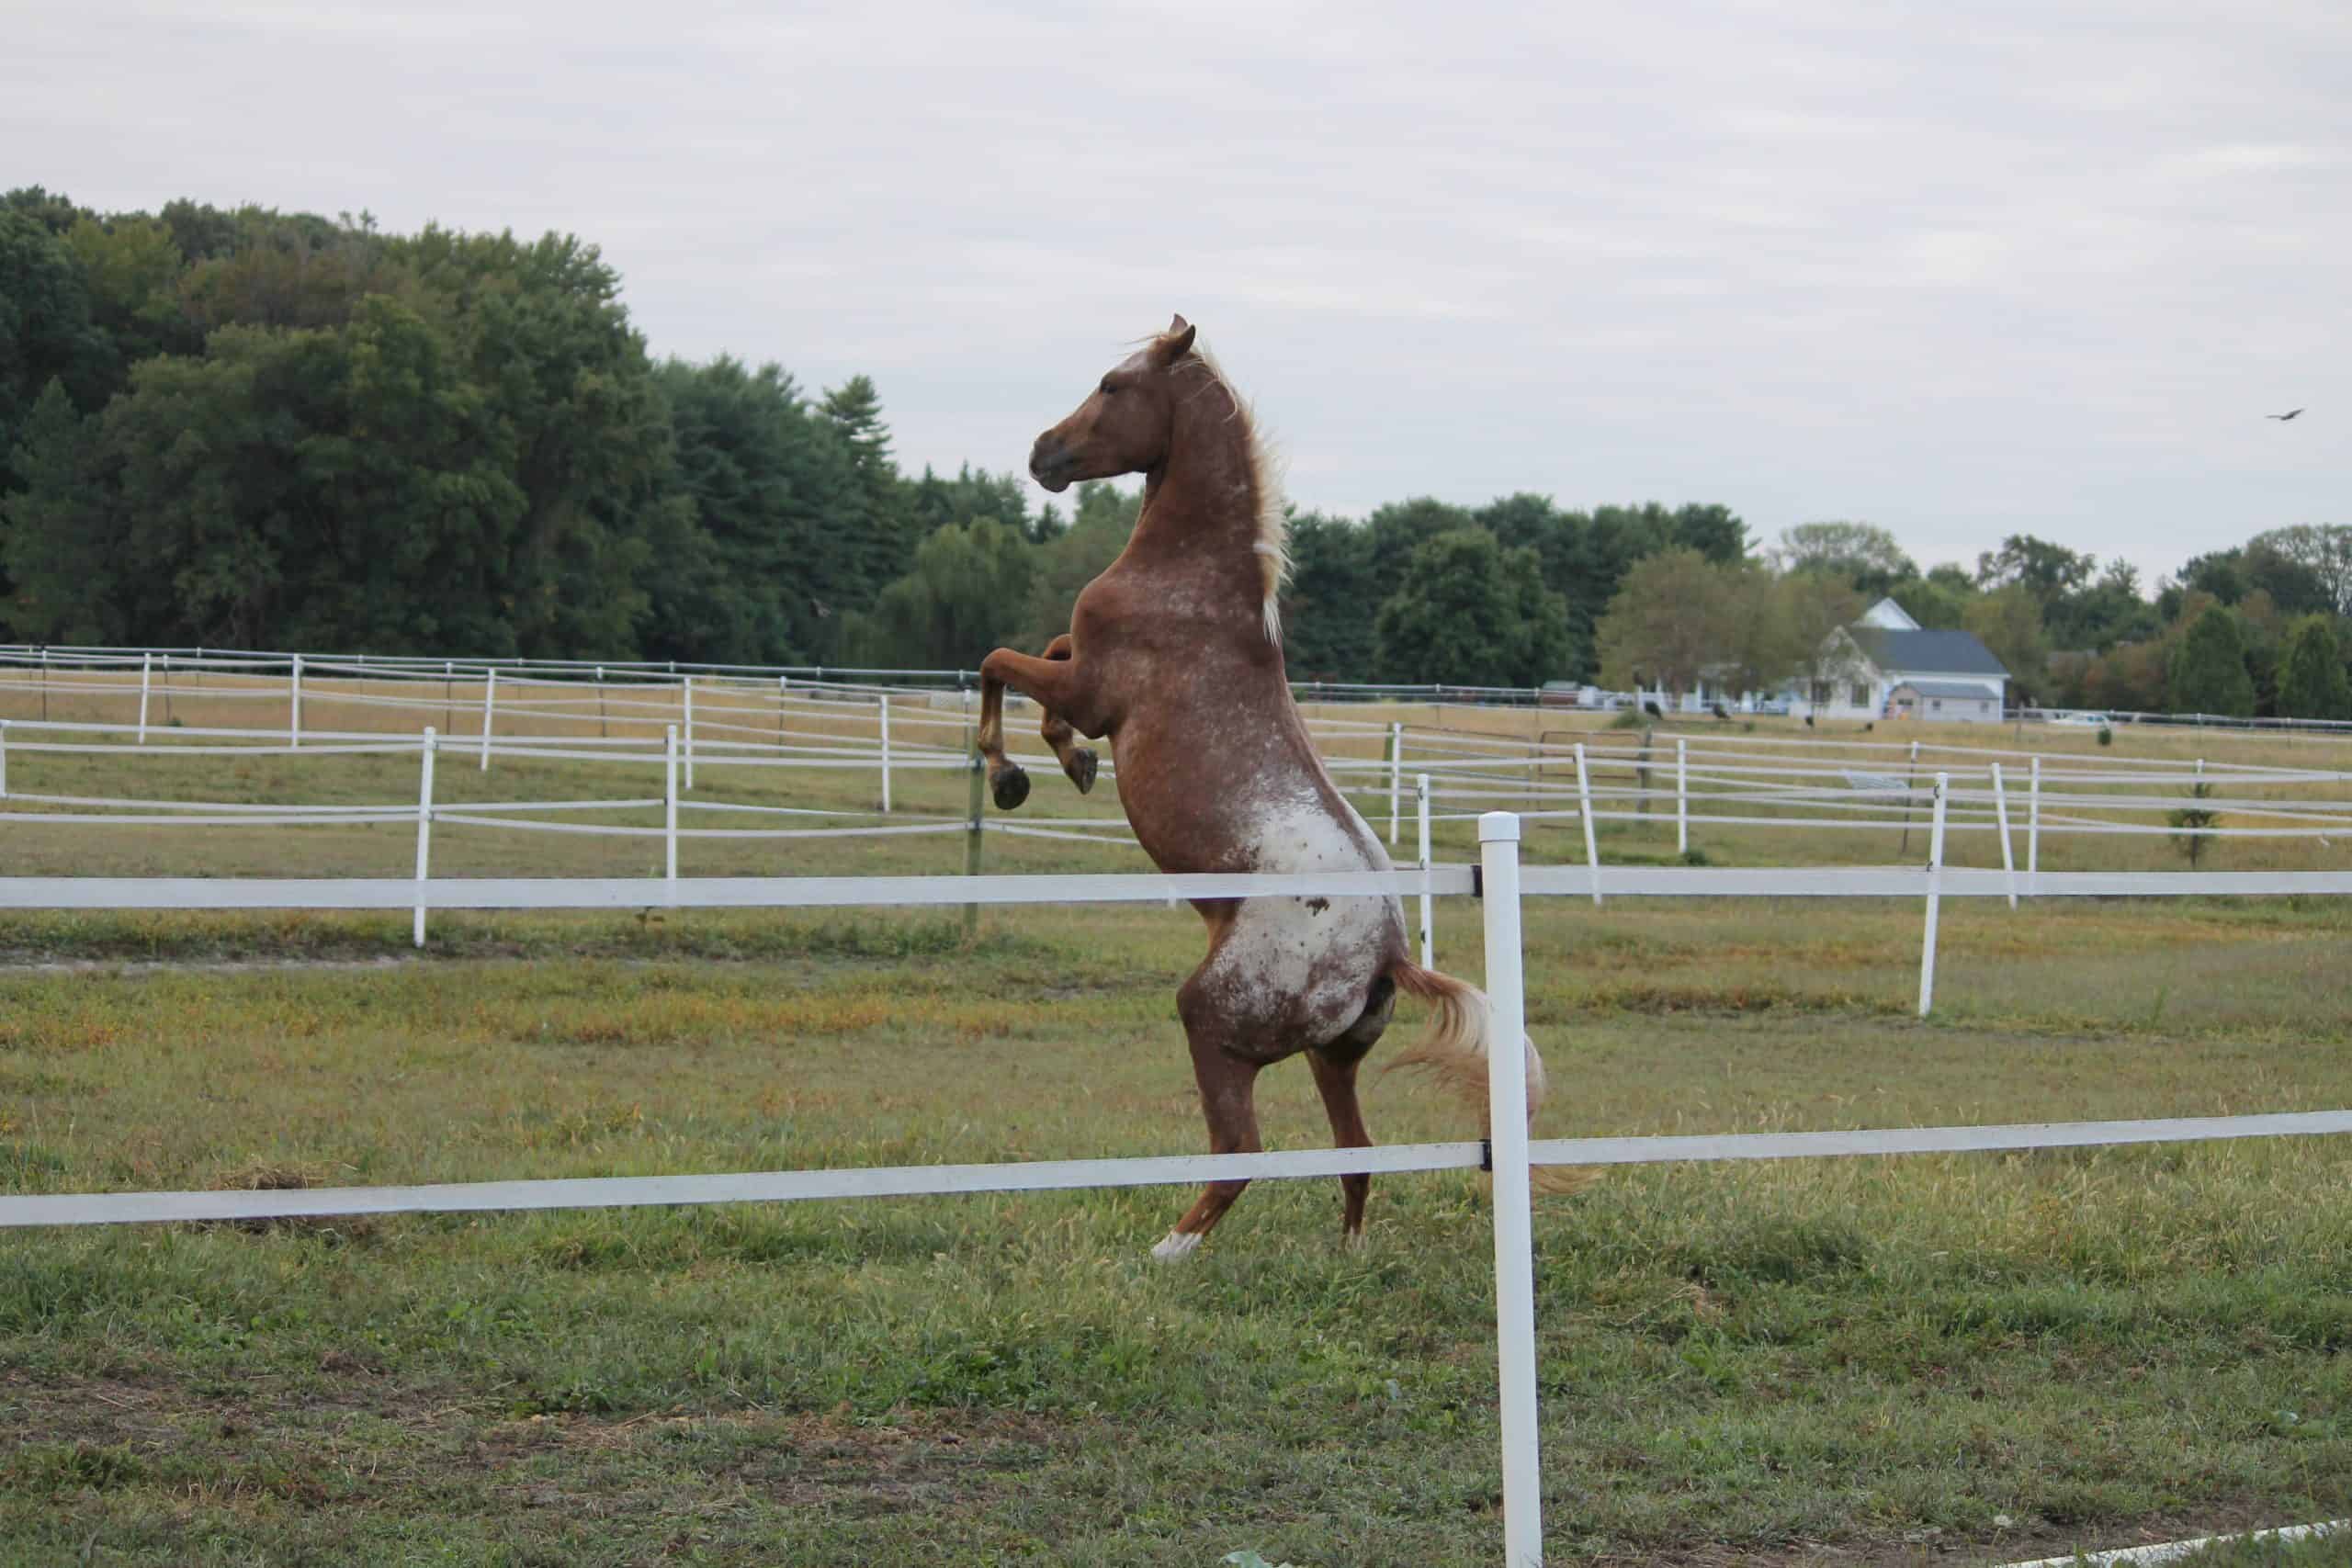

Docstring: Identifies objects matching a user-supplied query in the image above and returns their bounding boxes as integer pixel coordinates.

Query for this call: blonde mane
[1172,344,1290,643]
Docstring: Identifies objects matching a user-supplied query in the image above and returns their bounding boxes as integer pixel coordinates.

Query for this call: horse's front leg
[978,644,1094,811]
[1035,636,1099,795]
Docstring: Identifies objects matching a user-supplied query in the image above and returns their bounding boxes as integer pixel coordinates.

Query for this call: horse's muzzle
[1029,435,1075,492]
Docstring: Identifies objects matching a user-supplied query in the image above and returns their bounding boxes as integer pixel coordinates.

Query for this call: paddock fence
[8,646,2352,908]
[6,824,2352,1562]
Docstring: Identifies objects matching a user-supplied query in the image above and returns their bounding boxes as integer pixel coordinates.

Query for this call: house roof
[1892,679,2000,699]
[1860,596,1920,630]
[1850,626,2009,679]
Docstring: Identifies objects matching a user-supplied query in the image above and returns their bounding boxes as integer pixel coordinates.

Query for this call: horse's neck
[1126,401,1262,607]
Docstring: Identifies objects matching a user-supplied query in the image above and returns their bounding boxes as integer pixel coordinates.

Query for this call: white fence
[6,686,2346,1013]
[9,658,2352,867]
[6,825,2352,1563]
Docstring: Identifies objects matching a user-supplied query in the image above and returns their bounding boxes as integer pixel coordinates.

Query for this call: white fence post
[684,676,696,792]
[1416,773,1433,967]
[413,729,436,949]
[289,653,303,750]
[664,723,681,892]
[1476,811,1544,1568]
[1991,762,2018,910]
[1574,742,1602,906]
[1387,721,1403,845]
[0,719,8,797]
[137,651,152,744]
[1919,773,1949,1018]
[2027,755,2041,892]
[1675,737,1689,856]
[879,694,892,814]
[479,671,496,772]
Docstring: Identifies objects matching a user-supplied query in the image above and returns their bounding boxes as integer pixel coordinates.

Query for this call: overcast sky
[14,0,2346,587]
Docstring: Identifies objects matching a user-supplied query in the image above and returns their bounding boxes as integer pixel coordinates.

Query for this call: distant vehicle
[1538,681,1583,709]
[2050,710,2111,728]
[1753,698,1790,716]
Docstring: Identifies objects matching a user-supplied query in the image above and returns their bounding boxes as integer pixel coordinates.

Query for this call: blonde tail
[1385,962,1548,1129]
[1386,963,1590,1195]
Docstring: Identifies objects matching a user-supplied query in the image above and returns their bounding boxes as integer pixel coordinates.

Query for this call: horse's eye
[1099,378,1117,396]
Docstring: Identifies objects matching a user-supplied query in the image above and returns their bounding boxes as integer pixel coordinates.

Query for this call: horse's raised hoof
[1150,1230,1202,1263]
[1064,747,1098,795]
[989,764,1031,811]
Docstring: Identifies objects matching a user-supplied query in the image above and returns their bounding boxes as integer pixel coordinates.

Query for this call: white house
[1788,598,2010,723]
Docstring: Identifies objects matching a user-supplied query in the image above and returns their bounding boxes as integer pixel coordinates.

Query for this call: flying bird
[2267,409,2304,421]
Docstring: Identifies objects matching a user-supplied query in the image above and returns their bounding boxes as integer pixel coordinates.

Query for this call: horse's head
[1028,315,1199,492]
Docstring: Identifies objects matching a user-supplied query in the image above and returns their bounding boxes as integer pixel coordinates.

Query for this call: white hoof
[1151,1230,1202,1263]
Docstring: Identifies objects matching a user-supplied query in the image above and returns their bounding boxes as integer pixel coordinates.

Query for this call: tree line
[1739,521,2352,720]
[4,189,2341,716]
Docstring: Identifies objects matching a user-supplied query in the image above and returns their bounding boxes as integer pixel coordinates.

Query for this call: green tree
[1500,545,1576,686]
[2079,560,2158,648]
[1975,534,2095,602]
[1593,547,1741,699]
[2248,525,2352,616]
[1019,481,1138,650]
[62,214,190,365]
[2167,605,2256,717]
[1759,570,1867,700]
[820,374,914,599]
[2276,615,2352,721]
[0,378,118,641]
[1372,527,1519,687]
[1963,586,2052,701]
[391,228,674,655]
[847,519,1036,670]
[908,463,1042,544]
[1282,510,1379,681]
[0,209,115,484]
[1887,569,1974,630]
[652,355,866,665]
[2168,781,2221,869]
[1771,521,1915,593]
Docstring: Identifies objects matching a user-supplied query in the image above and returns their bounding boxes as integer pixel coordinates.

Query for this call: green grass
[2168,1530,2350,1565]
[6,699,2352,1562]
[6,894,2352,1565]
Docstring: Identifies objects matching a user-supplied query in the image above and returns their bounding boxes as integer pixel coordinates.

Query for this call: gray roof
[1851,626,2009,678]
[1892,679,2001,700]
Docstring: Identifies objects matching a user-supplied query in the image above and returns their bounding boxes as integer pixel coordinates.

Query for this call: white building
[1788,598,2010,723]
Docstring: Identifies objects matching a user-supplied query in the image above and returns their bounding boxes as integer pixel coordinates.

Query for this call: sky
[12,0,2347,588]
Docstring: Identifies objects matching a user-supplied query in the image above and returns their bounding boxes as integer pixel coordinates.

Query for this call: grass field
[6,683,2352,1564]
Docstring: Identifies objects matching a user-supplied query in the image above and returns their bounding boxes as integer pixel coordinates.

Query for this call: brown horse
[977,316,1546,1258]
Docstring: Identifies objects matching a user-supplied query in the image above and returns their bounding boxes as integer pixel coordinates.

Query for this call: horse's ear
[1151,315,1197,365]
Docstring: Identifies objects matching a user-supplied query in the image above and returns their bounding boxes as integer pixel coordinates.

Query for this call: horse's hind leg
[1035,636,1098,794]
[1154,977,1264,1261]
[1309,975,1396,1245]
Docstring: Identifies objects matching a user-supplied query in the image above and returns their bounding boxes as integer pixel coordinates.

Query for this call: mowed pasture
[5,679,2352,1564]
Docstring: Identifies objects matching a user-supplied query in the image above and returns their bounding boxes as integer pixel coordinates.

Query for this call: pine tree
[2276,615,2352,721]
[2167,605,2256,717]
[820,375,913,604]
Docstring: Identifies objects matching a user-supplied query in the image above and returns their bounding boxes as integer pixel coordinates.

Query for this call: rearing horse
[978,315,1546,1259]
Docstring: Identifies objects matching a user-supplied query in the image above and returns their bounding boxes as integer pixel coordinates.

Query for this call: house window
[1930,699,1942,713]
[1849,681,1871,707]
[1810,680,1832,707]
